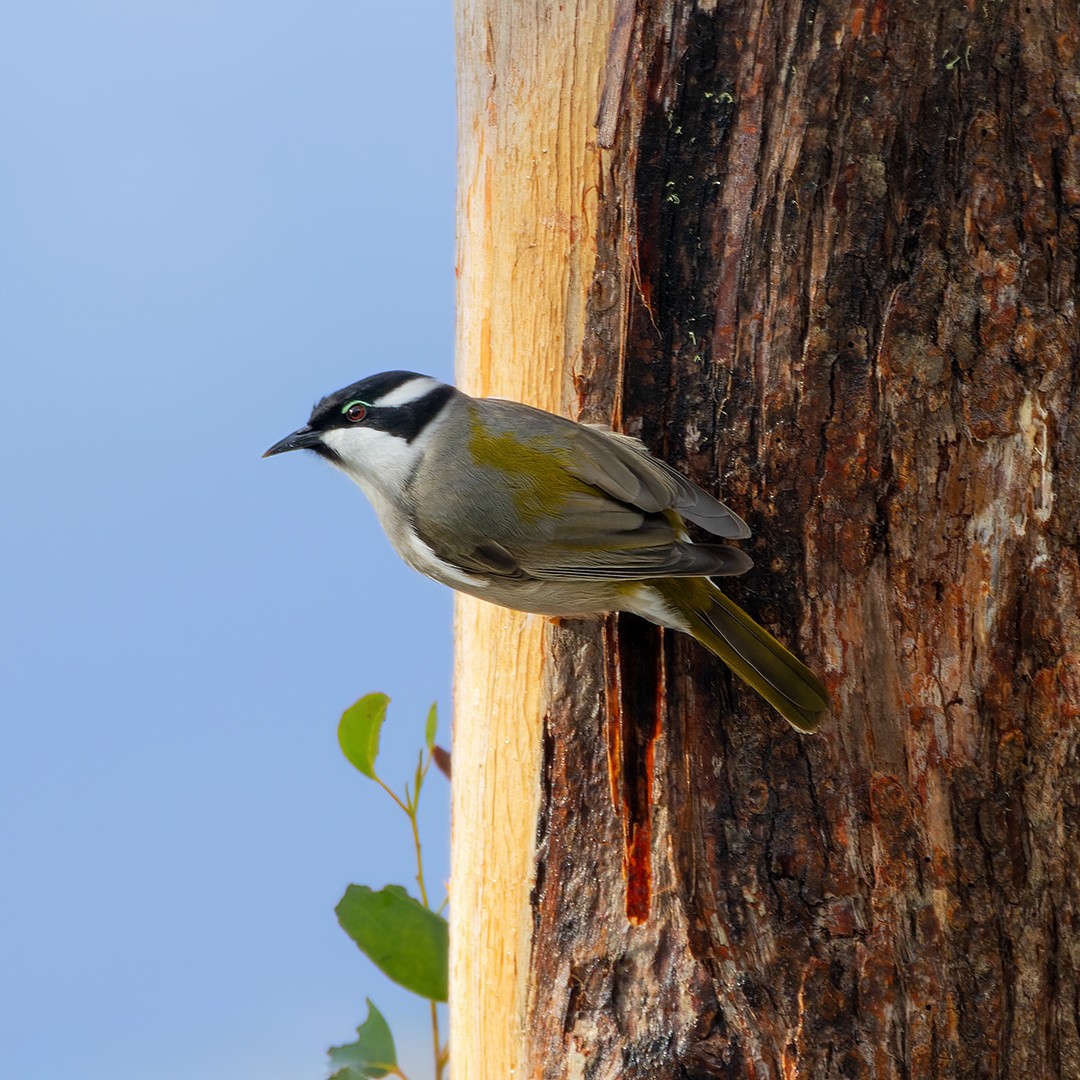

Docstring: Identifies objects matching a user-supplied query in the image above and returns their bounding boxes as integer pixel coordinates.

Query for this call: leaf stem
[407,775,429,908]
[384,749,442,1076]
[429,1001,443,1080]
[370,722,446,1080]
[372,775,409,817]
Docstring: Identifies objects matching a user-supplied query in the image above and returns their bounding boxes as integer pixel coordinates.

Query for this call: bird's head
[264,371,455,495]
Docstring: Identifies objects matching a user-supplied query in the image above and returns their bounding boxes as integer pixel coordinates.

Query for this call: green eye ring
[342,399,372,423]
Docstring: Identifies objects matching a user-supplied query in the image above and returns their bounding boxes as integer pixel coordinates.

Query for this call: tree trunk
[453,2,1080,1078]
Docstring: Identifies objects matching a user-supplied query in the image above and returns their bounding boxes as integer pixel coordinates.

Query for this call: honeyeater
[265,372,828,731]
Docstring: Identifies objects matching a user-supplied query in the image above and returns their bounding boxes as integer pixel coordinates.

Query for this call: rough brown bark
[523,2,1080,1078]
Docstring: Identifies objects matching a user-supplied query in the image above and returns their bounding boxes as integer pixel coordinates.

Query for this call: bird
[264,371,828,731]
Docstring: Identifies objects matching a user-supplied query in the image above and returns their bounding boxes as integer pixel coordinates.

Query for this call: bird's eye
[342,400,370,423]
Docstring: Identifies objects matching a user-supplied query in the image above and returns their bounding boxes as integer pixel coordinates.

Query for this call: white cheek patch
[321,426,415,489]
[373,377,443,408]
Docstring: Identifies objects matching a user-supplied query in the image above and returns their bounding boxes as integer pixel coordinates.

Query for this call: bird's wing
[566,424,752,539]
[409,397,752,582]
[416,487,752,582]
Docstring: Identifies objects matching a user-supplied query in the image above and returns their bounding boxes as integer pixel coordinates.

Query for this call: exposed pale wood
[451,2,613,1076]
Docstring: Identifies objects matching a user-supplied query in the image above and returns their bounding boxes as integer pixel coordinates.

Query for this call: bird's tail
[657,578,829,732]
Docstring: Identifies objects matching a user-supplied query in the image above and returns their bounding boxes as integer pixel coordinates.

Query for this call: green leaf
[424,702,438,751]
[327,999,397,1079]
[339,693,390,779]
[336,884,449,1002]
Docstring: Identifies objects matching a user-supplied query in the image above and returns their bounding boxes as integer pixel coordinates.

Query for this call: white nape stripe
[373,377,443,408]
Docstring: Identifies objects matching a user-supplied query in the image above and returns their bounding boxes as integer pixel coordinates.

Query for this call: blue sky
[2,4,455,1078]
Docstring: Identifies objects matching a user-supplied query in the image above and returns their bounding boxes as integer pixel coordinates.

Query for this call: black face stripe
[308,371,425,428]
[307,372,454,444]
[366,383,454,443]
